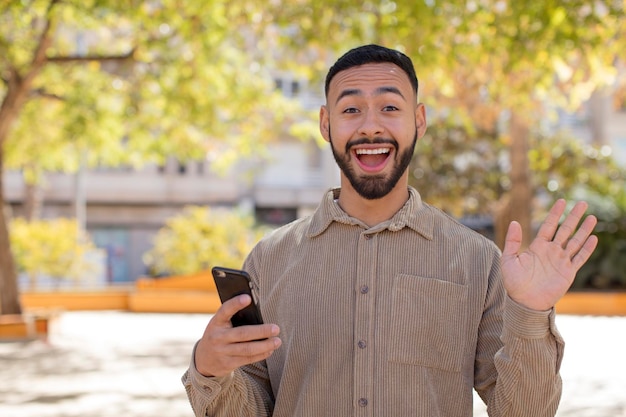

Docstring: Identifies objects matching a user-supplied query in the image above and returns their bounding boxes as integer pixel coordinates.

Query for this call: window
[255,207,298,226]
[274,76,304,98]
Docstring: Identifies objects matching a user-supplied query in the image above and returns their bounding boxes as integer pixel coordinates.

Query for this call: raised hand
[501,199,598,311]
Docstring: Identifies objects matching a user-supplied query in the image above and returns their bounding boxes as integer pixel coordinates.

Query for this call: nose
[357,109,384,138]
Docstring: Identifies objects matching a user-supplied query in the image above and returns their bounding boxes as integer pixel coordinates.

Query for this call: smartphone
[211,266,264,327]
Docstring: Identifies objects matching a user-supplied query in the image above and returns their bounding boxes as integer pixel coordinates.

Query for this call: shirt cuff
[188,340,234,400]
[503,296,557,339]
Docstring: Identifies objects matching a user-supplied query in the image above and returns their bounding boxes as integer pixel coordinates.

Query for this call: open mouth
[354,147,392,172]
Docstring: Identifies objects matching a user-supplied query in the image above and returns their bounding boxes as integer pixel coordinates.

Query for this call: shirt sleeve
[474,252,564,417]
[181,244,275,417]
[181,341,274,417]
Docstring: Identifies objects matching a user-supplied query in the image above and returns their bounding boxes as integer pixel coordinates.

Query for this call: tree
[270,0,624,248]
[409,116,626,289]
[143,206,268,276]
[408,120,505,219]
[10,217,97,289]
[0,0,306,315]
[529,131,626,289]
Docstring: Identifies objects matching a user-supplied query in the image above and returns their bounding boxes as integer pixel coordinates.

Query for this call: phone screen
[211,266,264,327]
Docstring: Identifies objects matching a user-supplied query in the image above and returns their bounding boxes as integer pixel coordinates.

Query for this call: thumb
[502,220,522,259]
[213,294,251,327]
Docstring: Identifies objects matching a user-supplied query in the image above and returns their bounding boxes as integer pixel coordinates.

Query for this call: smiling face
[320,63,427,200]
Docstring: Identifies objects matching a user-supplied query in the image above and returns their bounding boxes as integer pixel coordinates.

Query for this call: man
[182,44,598,416]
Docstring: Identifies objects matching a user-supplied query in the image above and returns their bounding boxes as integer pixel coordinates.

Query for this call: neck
[336,176,410,227]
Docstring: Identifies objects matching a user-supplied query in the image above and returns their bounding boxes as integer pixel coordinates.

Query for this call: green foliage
[2,0,624,177]
[411,119,626,290]
[529,132,626,289]
[409,120,506,218]
[1,0,625,301]
[267,0,624,112]
[6,63,129,181]
[143,206,270,276]
[9,217,97,288]
[1,0,305,180]
[574,213,626,290]
[530,132,626,204]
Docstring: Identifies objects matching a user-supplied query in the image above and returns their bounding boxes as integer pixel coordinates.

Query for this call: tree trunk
[23,181,44,221]
[495,112,533,250]
[0,147,22,315]
[492,194,510,251]
[0,74,32,315]
[588,88,610,146]
[0,4,56,315]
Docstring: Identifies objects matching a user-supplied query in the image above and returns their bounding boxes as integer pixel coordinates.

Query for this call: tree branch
[47,48,136,64]
[0,0,60,144]
[29,88,64,101]
[28,0,61,73]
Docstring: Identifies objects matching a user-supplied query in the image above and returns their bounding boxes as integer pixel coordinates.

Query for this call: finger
[222,346,281,371]
[564,214,598,256]
[502,220,522,258]
[196,332,281,377]
[222,323,280,344]
[211,294,253,327]
[227,336,282,359]
[535,199,567,242]
[553,201,589,246]
[571,235,599,271]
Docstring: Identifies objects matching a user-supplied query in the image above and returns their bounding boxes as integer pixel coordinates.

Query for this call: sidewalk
[0,311,625,417]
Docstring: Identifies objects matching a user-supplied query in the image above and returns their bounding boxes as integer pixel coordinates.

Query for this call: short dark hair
[324,44,419,98]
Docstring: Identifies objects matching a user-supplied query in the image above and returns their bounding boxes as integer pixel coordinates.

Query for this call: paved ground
[0,311,625,417]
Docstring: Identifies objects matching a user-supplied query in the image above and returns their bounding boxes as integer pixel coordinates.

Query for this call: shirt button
[358,340,367,349]
[364,234,372,240]
[358,398,368,407]
[360,285,369,294]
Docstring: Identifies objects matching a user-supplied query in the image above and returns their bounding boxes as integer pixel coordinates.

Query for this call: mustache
[345,137,398,154]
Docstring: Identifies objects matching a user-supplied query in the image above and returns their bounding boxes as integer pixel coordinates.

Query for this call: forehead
[327,63,413,100]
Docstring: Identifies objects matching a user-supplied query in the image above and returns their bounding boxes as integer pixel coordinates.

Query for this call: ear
[415,103,427,138]
[319,105,331,143]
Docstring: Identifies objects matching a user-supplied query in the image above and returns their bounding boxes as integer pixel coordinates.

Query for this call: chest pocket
[387,274,468,372]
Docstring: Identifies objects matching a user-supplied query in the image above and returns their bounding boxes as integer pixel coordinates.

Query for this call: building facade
[4,140,339,284]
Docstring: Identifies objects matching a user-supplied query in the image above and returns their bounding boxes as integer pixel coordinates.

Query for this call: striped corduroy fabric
[182,187,563,417]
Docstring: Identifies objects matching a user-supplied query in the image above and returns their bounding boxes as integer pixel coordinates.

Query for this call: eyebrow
[335,86,406,105]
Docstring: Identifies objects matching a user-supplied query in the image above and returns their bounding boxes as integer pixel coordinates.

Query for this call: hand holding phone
[211,266,264,327]
[195,274,280,377]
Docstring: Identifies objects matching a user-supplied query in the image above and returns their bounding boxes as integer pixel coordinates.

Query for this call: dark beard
[329,129,418,200]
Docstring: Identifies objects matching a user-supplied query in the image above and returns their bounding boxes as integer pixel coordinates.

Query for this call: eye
[343,107,360,114]
[382,105,399,111]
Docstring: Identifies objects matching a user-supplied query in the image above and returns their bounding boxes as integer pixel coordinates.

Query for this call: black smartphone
[211,266,264,327]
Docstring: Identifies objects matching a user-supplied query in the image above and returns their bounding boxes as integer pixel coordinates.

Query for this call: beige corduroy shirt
[182,187,564,417]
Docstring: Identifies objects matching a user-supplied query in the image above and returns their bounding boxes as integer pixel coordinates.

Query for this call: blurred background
[0,1,625,301]
[0,0,625,415]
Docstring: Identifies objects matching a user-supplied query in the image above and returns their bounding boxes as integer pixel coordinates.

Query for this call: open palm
[501,199,598,311]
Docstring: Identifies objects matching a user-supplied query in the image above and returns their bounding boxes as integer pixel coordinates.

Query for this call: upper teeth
[356,148,390,155]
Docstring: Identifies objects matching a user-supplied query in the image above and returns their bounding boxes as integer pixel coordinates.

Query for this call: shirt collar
[307,186,434,240]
